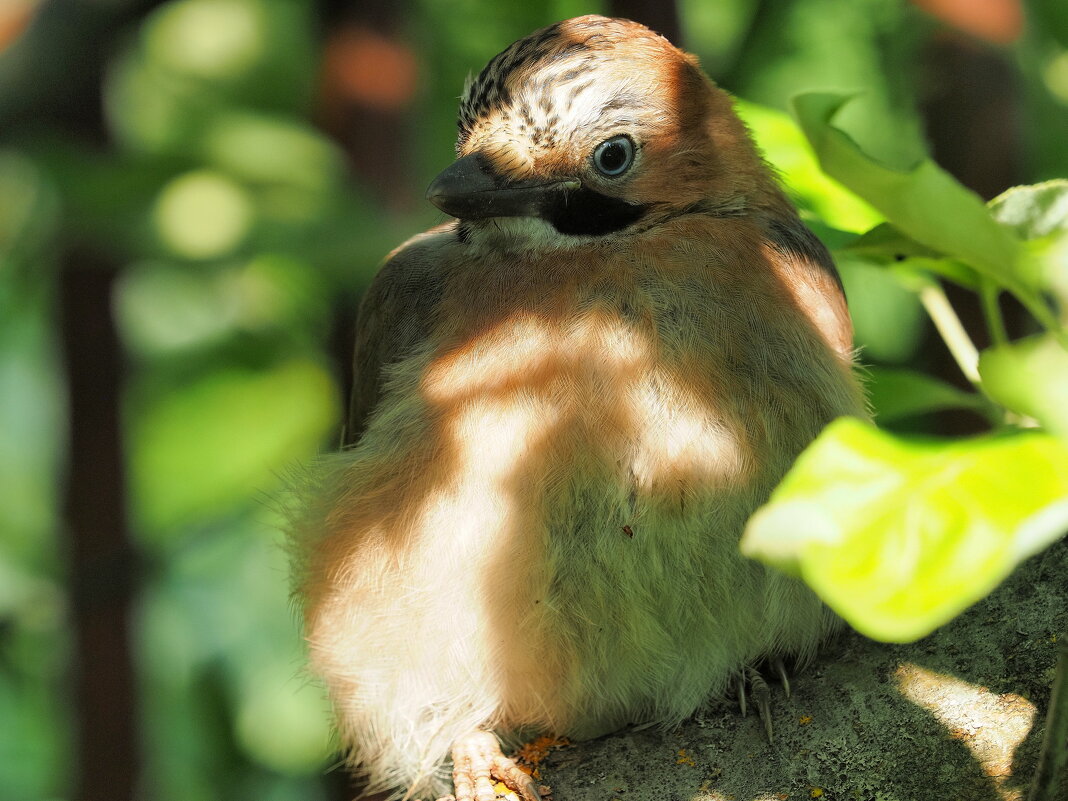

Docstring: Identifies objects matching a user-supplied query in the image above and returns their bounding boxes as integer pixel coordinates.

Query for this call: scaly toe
[736,671,748,717]
[745,666,773,741]
[773,656,791,699]
[735,660,794,743]
[490,752,541,801]
[450,730,541,801]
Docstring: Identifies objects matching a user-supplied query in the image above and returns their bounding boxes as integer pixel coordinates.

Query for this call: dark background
[0,0,1066,799]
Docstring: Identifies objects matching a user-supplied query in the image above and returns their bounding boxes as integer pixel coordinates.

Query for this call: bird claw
[746,666,773,742]
[735,659,794,743]
[735,671,747,718]
[447,730,541,801]
[773,656,791,699]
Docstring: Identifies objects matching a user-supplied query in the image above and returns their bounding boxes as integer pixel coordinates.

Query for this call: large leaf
[741,418,1068,642]
[840,224,981,289]
[988,180,1068,240]
[791,92,1022,286]
[735,100,882,233]
[980,334,1068,438]
[841,221,937,259]
[988,181,1068,304]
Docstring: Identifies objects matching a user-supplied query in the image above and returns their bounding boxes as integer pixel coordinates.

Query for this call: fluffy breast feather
[294,214,863,796]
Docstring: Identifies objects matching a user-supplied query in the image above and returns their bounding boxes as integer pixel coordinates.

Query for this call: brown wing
[342,224,454,447]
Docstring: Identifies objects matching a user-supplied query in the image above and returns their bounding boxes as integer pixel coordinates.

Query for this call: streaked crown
[428,16,786,243]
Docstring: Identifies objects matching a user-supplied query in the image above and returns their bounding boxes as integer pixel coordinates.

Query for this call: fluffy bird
[292,15,865,801]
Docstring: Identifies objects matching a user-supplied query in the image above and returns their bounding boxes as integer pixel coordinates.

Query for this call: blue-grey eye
[592,135,635,177]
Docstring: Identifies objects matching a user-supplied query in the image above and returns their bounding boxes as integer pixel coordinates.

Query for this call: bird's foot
[735,657,792,742]
[436,730,542,801]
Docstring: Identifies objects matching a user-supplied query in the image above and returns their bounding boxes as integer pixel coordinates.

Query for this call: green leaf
[840,223,981,289]
[791,92,1022,285]
[980,334,1068,437]
[988,182,1068,303]
[735,100,883,233]
[804,218,862,252]
[867,367,989,424]
[841,222,941,262]
[887,256,981,292]
[741,418,1068,642]
[989,180,1068,240]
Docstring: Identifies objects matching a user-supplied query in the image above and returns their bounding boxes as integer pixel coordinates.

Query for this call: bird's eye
[592,135,635,177]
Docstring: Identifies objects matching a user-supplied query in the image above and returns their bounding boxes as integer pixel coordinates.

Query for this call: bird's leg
[735,671,747,718]
[735,659,795,742]
[438,730,541,801]
[745,666,773,741]
[773,656,791,699]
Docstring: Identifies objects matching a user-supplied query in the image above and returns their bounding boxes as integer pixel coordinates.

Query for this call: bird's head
[427,16,786,249]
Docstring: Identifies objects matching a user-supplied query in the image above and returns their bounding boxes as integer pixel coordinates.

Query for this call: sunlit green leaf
[141,0,316,108]
[980,334,1068,437]
[0,302,62,563]
[741,418,1068,642]
[791,92,1022,285]
[109,0,318,157]
[106,44,221,155]
[117,256,332,357]
[145,0,268,82]
[867,366,989,424]
[737,100,882,233]
[140,522,333,777]
[0,151,58,270]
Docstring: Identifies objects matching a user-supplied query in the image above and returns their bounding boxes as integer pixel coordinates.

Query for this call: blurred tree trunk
[61,255,139,801]
[4,2,170,800]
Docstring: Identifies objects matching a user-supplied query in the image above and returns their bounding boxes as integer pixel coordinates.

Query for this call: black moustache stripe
[545,187,647,236]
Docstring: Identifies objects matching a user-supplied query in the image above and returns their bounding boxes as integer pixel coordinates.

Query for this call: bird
[289,15,866,801]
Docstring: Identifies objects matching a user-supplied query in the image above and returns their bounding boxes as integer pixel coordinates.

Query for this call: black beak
[426,152,580,220]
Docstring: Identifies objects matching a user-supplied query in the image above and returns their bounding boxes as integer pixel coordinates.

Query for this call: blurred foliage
[1,0,1067,799]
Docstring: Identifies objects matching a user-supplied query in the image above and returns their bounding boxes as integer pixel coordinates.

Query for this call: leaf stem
[1027,638,1068,801]
[980,279,1008,348]
[918,282,981,386]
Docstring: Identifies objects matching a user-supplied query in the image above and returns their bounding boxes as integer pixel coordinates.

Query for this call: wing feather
[343,224,454,446]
